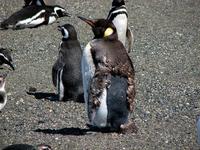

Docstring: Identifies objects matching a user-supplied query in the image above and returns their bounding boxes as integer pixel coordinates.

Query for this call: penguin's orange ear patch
[104,27,114,37]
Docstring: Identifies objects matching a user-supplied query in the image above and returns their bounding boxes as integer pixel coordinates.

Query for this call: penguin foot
[120,121,138,134]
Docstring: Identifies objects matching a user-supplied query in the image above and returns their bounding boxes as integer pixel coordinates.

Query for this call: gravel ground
[0,0,200,149]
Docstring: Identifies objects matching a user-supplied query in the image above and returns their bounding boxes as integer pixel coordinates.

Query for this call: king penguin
[0,48,15,70]
[107,0,133,53]
[52,24,83,102]
[0,0,70,30]
[0,74,7,111]
[2,144,52,150]
[78,16,137,133]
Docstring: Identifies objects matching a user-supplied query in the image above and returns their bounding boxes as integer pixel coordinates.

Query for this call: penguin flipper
[52,62,62,87]
[126,28,133,53]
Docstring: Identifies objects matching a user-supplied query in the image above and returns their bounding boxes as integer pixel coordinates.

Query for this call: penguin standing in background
[0,0,70,30]
[0,74,8,111]
[0,48,15,70]
[2,144,52,150]
[107,0,133,53]
[78,16,137,133]
[52,24,83,102]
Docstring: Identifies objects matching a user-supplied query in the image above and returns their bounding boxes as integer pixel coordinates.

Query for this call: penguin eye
[104,27,114,37]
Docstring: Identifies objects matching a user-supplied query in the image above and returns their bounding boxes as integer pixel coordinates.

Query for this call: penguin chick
[0,48,15,70]
[0,74,7,111]
[52,24,83,102]
[2,144,52,150]
[107,0,133,53]
[78,16,137,133]
[0,0,70,30]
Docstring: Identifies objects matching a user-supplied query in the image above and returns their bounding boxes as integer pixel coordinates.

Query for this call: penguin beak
[5,60,15,70]
[63,12,71,17]
[77,16,95,28]
[8,62,15,70]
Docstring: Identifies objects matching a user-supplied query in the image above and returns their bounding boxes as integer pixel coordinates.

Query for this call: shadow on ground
[34,128,88,136]
[26,88,84,103]
[27,91,59,101]
[34,125,120,136]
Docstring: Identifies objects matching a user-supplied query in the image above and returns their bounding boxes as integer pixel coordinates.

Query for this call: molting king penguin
[0,48,15,70]
[2,144,52,150]
[78,16,137,133]
[107,0,133,53]
[0,0,70,30]
[52,24,83,102]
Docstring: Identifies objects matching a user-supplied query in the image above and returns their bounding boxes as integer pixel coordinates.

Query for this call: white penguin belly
[81,42,95,116]
[91,88,108,127]
[28,18,45,27]
[48,16,57,24]
[57,68,64,101]
[16,10,46,28]
[112,14,128,46]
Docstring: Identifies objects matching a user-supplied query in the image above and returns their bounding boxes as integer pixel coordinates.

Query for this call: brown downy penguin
[2,144,52,150]
[78,16,137,133]
[107,0,133,53]
[52,24,83,102]
[0,0,70,30]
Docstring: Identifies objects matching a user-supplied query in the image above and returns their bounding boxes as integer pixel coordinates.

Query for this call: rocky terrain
[0,0,199,149]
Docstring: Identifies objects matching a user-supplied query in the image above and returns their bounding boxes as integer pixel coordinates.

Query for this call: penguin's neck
[108,5,127,20]
[62,38,69,41]
[104,33,118,41]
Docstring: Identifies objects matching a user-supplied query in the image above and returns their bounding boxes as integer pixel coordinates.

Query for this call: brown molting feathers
[89,54,135,111]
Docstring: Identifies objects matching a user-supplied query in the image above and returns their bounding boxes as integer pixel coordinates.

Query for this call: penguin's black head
[78,16,117,40]
[58,24,77,40]
[54,6,70,17]
[112,0,125,7]
[0,48,15,70]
